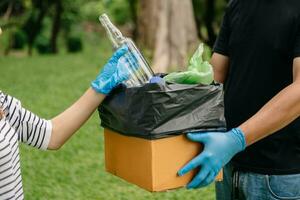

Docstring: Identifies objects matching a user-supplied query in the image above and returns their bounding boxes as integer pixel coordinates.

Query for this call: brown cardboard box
[104,129,223,192]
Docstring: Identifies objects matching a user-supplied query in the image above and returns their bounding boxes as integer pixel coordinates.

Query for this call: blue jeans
[215,162,300,200]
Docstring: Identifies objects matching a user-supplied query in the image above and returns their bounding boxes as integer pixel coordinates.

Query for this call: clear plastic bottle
[99,14,154,87]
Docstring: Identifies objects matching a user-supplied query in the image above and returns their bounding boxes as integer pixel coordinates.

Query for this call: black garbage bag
[98,82,226,140]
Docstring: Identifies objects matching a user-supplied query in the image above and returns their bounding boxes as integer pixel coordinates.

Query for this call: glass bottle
[99,14,154,87]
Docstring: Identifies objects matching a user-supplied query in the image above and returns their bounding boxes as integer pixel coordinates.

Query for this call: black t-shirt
[213,0,300,174]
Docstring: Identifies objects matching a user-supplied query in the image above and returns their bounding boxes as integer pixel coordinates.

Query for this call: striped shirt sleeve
[2,93,52,150]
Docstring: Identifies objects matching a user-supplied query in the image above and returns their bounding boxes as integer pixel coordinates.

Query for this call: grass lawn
[0,33,215,200]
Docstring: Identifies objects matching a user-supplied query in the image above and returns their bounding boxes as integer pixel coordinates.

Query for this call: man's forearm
[239,82,300,146]
[48,88,105,150]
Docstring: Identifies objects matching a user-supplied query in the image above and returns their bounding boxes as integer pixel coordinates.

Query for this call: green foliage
[35,34,51,54]
[192,0,228,41]
[67,36,83,53]
[215,0,228,28]
[61,0,83,33]
[0,0,227,57]
[12,30,27,49]
[193,0,228,25]
[22,9,41,43]
[80,0,131,25]
[106,0,131,25]
[80,1,106,21]
[0,29,9,53]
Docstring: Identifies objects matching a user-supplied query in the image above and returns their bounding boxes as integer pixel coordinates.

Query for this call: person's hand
[178,128,246,189]
[91,45,134,94]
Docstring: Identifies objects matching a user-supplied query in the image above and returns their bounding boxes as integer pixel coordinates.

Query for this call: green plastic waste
[164,43,214,85]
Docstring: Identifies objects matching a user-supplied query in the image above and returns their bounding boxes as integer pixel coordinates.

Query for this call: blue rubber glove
[91,45,136,94]
[178,128,246,189]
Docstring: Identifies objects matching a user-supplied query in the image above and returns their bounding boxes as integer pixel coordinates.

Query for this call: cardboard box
[104,129,223,192]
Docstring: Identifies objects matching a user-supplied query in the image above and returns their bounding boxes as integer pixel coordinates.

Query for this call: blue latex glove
[178,128,246,189]
[91,45,136,94]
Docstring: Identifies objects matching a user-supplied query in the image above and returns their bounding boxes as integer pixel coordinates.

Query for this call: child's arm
[1,45,130,151]
[48,45,131,150]
[49,88,105,150]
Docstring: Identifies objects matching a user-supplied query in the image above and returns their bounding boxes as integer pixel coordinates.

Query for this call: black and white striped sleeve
[4,94,52,150]
[18,107,52,150]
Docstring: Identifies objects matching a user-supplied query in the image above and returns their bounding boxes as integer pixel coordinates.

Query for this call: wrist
[91,79,110,95]
[88,87,106,98]
[231,128,247,152]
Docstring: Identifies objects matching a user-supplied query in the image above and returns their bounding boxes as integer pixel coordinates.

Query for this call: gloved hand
[178,128,246,189]
[91,45,136,94]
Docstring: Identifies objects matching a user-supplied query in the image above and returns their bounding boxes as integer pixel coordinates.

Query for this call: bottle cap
[149,76,165,84]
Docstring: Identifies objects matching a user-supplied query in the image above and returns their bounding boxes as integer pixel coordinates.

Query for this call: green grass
[0,34,215,200]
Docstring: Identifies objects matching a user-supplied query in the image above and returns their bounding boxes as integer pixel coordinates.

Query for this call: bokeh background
[0,0,228,199]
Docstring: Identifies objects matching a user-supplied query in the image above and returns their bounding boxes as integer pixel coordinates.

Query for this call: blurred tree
[80,1,105,22]
[49,0,62,53]
[106,0,131,25]
[127,0,138,40]
[204,0,217,47]
[192,0,203,40]
[192,0,227,48]
[0,0,25,19]
[22,0,51,55]
[138,0,198,73]
[1,0,229,57]
[3,0,13,20]
[2,0,15,55]
[1,0,26,55]
[22,0,83,55]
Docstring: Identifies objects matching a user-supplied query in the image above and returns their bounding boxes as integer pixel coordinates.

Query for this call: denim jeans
[215,162,300,200]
